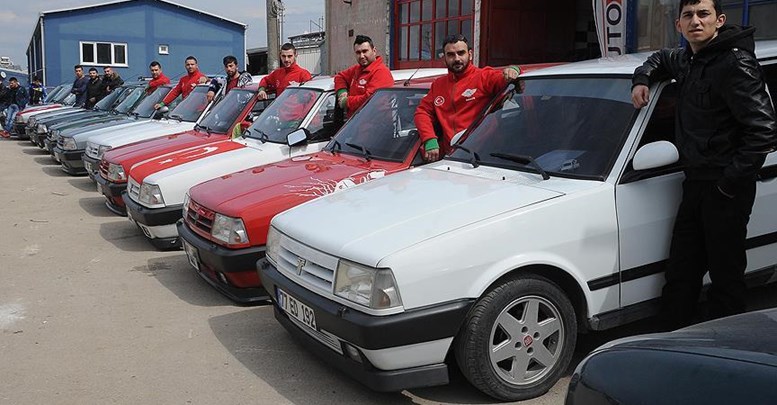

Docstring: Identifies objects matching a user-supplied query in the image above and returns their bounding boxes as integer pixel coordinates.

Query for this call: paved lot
[2,138,776,405]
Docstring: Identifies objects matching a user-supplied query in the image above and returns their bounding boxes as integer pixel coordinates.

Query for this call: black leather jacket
[632,25,776,195]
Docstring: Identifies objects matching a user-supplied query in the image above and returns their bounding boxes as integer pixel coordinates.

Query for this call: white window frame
[158,44,169,55]
[79,41,128,67]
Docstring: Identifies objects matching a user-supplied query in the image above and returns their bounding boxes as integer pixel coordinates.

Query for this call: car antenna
[403,68,421,87]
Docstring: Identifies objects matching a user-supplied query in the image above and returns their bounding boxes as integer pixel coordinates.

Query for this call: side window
[307,94,341,142]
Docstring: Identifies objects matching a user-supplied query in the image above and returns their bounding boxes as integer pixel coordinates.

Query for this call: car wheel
[455,274,577,401]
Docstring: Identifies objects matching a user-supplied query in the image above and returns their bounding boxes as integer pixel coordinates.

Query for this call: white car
[123,69,447,249]
[259,42,777,401]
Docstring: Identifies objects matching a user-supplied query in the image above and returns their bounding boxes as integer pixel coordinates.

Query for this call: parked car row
[6,43,777,402]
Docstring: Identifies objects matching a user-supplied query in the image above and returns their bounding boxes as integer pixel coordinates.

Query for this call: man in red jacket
[146,61,171,94]
[334,35,393,116]
[258,43,312,100]
[414,34,522,161]
[154,56,207,109]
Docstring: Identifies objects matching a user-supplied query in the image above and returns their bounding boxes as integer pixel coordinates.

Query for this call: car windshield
[45,85,66,102]
[132,86,173,118]
[325,88,427,162]
[61,92,76,105]
[198,89,255,134]
[245,88,322,143]
[112,87,147,114]
[93,86,128,111]
[449,77,636,180]
[168,86,210,122]
[52,84,74,103]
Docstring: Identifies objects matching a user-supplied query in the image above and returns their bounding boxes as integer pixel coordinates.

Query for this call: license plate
[84,161,93,173]
[277,288,317,330]
[182,240,200,271]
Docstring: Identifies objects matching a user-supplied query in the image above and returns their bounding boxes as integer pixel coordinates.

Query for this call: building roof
[40,0,246,28]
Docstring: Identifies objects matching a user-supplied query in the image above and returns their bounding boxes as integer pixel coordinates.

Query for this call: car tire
[454,274,577,401]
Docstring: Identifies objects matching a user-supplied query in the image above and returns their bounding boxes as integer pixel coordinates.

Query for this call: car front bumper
[82,155,100,180]
[95,174,127,216]
[177,220,269,303]
[123,192,183,249]
[259,262,475,392]
[52,146,86,175]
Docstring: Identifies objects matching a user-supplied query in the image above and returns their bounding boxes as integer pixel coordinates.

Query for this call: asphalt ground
[2,138,776,404]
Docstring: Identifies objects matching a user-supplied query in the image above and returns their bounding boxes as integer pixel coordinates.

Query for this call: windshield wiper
[452,144,481,168]
[196,124,212,135]
[168,114,183,122]
[248,128,268,143]
[327,139,342,154]
[345,142,371,161]
[489,152,550,180]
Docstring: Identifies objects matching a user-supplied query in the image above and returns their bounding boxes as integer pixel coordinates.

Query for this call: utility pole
[266,0,284,71]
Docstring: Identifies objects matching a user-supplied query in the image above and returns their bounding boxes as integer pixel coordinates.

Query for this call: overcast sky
[0,0,325,70]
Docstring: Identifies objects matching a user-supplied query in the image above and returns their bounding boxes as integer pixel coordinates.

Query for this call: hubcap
[488,295,564,386]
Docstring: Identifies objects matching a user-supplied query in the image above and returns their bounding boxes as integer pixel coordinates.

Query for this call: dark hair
[9,77,18,83]
[74,64,83,70]
[149,61,161,68]
[103,66,112,70]
[679,0,722,16]
[353,34,374,48]
[32,75,40,82]
[185,55,198,63]
[442,34,469,49]
[89,67,98,73]
[281,42,296,52]
[223,55,238,66]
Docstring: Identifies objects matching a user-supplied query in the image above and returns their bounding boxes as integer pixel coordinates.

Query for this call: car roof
[521,39,777,77]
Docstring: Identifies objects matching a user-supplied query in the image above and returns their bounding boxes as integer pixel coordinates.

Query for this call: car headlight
[138,182,165,207]
[29,117,37,127]
[334,260,402,310]
[266,226,280,264]
[98,145,112,159]
[61,137,77,150]
[50,129,60,140]
[181,193,190,219]
[211,213,249,246]
[15,115,24,123]
[106,163,126,182]
[37,124,47,134]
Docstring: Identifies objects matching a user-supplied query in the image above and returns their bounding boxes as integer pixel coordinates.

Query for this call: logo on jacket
[358,79,367,86]
[288,81,300,87]
[434,96,445,106]
[462,88,477,101]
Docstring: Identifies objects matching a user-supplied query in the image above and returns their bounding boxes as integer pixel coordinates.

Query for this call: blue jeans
[5,104,20,133]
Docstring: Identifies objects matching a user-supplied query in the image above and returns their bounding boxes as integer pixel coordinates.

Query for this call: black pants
[660,178,756,329]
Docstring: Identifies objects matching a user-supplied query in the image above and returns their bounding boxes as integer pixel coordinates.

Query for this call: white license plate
[183,240,200,271]
[277,288,317,330]
[84,161,93,173]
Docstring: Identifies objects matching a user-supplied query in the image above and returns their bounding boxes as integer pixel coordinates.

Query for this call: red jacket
[259,63,312,96]
[334,56,393,114]
[146,73,171,94]
[162,70,207,104]
[414,64,508,155]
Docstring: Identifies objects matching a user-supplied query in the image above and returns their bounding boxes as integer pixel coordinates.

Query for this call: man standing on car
[102,66,124,94]
[258,43,313,100]
[155,56,207,110]
[631,0,777,329]
[71,65,89,107]
[414,34,522,161]
[84,67,105,109]
[206,55,253,102]
[145,61,171,94]
[1,77,29,137]
[334,35,394,117]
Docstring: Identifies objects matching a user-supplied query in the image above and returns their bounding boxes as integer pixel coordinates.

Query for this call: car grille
[275,234,337,293]
[127,178,141,201]
[99,160,110,179]
[185,198,216,236]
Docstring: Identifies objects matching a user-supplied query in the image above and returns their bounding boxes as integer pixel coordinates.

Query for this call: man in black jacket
[102,66,124,94]
[632,0,776,329]
[84,67,105,109]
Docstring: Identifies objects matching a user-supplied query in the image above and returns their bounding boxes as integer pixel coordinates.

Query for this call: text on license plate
[183,240,200,271]
[277,288,317,330]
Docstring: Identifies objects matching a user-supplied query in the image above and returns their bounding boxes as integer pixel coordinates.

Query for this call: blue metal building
[26,0,247,86]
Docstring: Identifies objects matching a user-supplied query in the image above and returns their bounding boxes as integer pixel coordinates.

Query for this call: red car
[96,83,272,215]
[177,79,438,303]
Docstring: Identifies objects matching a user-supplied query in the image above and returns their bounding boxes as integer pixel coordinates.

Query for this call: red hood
[104,130,229,172]
[189,150,414,245]
[129,139,245,183]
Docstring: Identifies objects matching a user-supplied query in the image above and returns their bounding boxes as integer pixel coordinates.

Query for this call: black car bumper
[14,123,27,137]
[177,220,269,303]
[82,155,99,180]
[52,146,86,175]
[259,263,475,391]
[95,174,127,216]
[122,192,183,227]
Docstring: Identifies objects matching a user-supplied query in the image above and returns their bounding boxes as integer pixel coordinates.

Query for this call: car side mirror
[287,128,309,147]
[633,140,679,171]
[450,129,467,146]
[158,106,169,113]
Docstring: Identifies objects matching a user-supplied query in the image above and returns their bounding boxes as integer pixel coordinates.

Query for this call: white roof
[41,0,246,27]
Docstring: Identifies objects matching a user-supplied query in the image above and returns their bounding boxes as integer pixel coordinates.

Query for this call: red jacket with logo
[259,63,313,96]
[414,64,508,155]
[146,73,171,94]
[334,56,394,114]
[162,70,207,104]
